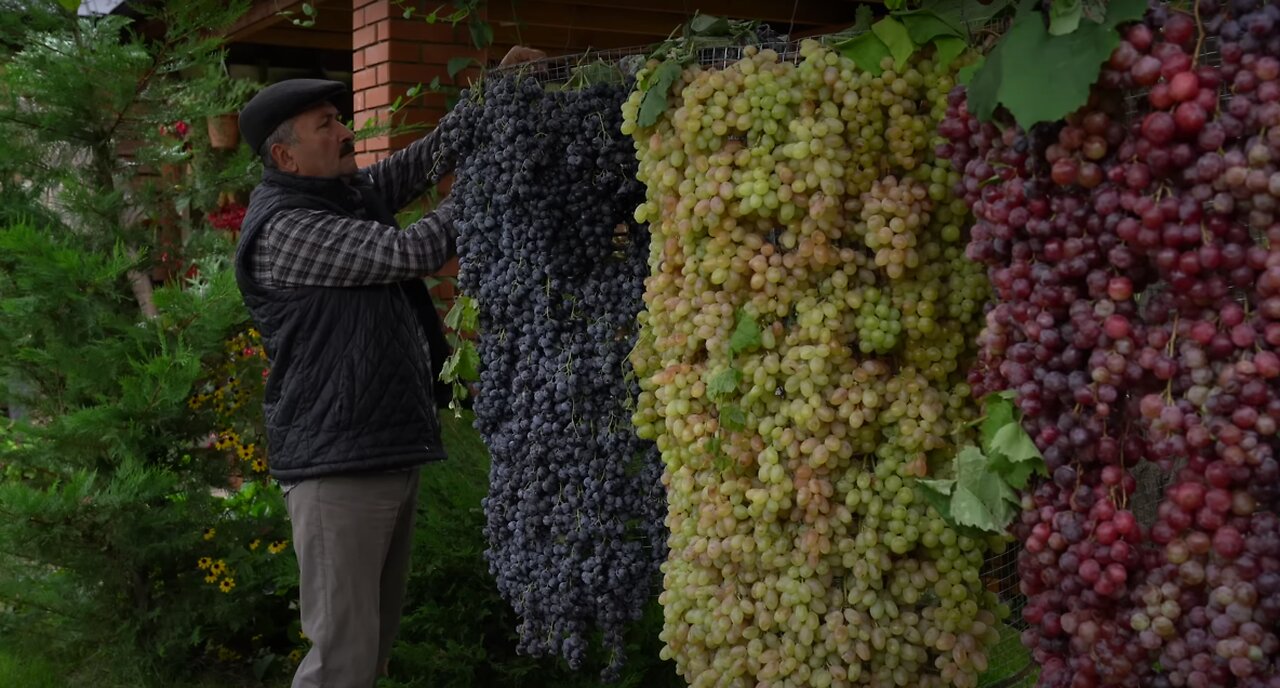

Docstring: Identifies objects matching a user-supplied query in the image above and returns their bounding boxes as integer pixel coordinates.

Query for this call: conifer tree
[0,0,295,678]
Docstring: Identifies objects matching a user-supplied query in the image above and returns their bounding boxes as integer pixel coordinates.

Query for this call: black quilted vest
[234,169,449,480]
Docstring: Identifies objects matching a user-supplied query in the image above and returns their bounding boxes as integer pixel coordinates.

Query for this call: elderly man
[234,46,544,688]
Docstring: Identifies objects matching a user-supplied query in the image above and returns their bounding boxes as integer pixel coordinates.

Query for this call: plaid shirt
[248,128,457,288]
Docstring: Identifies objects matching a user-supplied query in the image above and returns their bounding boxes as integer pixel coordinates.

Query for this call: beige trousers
[284,468,421,688]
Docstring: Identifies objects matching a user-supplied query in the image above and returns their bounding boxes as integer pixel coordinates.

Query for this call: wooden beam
[226,0,351,44]
[225,0,301,42]
[488,3,690,38]
[249,26,352,51]
[527,0,861,27]
[491,23,661,53]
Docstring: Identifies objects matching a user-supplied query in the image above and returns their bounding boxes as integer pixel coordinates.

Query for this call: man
[234,46,545,688]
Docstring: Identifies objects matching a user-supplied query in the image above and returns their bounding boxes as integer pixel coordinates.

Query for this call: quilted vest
[233,169,448,480]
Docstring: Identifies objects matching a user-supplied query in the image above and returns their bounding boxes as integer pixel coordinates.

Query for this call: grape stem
[1192,1,1205,68]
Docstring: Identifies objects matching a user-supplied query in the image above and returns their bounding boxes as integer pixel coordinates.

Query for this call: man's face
[276,102,356,178]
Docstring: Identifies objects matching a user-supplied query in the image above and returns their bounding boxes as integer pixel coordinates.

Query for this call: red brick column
[351,0,488,305]
[351,0,486,166]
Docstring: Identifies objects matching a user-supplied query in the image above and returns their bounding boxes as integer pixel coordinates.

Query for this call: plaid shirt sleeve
[365,115,457,212]
[250,116,464,289]
[255,198,457,288]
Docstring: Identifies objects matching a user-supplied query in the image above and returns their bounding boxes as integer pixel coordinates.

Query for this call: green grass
[0,645,60,688]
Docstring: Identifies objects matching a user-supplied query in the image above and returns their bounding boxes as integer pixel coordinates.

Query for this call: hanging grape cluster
[941,2,1280,686]
[624,41,1003,688]
[436,75,667,680]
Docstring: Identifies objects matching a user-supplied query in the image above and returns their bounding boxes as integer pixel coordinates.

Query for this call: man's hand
[499,45,547,67]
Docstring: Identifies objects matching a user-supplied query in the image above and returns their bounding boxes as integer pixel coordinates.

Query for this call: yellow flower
[197,556,213,570]
[298,628,308,640]
[288,649,304,664]
[268,540,289,554]
[251,458,267,473]
[210,559,227,576]
[248,539,261,551]
[202,527,216,541]
[219,578,235,593]
[204,573,218,584]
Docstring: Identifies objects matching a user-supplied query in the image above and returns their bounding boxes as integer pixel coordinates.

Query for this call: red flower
[207,203,247,232]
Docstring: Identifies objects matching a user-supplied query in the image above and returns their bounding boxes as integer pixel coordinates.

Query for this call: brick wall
[351,0,488,304]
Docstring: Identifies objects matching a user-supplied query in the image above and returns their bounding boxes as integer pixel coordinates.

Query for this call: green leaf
[872,17,916,70]
[950,483,1009,531]
[720,404,747,432]
[454,341,480,381]
[688,14,731,37]
[899,11,964,45]
[728,311,762,355]
[991,422,1042,464]
[706,367,741,404]
[837,32,892,76]
[636,60,681,128]
[469,20,493,48]
[967,0,1147,127]
[922,0,1016,39]
[302,2,315,16]
[917,478,956,520]
[957,54,985,85]
[980,392,1016,449]
[933,36,968,68]
[851,5,875,33]
[252,654,276,681]
[988,452,1040,490]
[1049,0,1084,35]
[444,295,478,332]
[56,0,81,11]
[447,57,478,80]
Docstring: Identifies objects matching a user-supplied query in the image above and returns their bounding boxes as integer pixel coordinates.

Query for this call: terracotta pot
[207,113,240,150]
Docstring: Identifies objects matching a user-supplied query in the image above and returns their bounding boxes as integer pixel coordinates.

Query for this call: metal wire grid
[489,11,1014,85]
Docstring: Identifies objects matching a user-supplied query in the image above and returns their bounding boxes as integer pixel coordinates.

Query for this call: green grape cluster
[623,41,999,688]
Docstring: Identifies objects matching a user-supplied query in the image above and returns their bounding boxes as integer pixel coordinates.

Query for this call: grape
[438,75,666,680]
[942,3,1280,686]
[626,42,1002,687]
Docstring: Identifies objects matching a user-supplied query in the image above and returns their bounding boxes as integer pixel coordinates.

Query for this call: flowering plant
[207,202,247,234]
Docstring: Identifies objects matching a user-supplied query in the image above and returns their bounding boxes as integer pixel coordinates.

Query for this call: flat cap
[239,78,347,155]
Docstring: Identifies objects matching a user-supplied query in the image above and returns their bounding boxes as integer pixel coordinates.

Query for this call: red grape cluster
[940,2,1280,686]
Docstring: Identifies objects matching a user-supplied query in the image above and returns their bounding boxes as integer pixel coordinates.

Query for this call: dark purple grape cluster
[940,2,1280,686]
[437,75,666,681]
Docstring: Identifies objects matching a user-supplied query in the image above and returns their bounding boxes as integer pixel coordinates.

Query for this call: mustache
[340,140,356,157]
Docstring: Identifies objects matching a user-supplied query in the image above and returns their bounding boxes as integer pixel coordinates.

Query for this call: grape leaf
[954,446,1019,529]
[837,32,892,77]
[1049,0,1084,35]
[988,451,1041,490]
[720,404,747,432]
[851,4,875,33]
[921,0,1015,37]
[688,14,731,37]
[950,483,1012,531]
[966,0,1147,127]
[444,295,479,332]
[872,17,916,70]
[899,11,964,45]
[934,36,968,68]
[991,422,1042,463]
[453,341,481,381]
[980,392,1016,449]
[448,57,479,80]
[958,54,985,86]
[637,60,681,127]
[706,367,741,403]
[729,311,762,355]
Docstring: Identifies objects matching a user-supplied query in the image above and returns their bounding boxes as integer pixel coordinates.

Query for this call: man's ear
[270,142,296,173]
